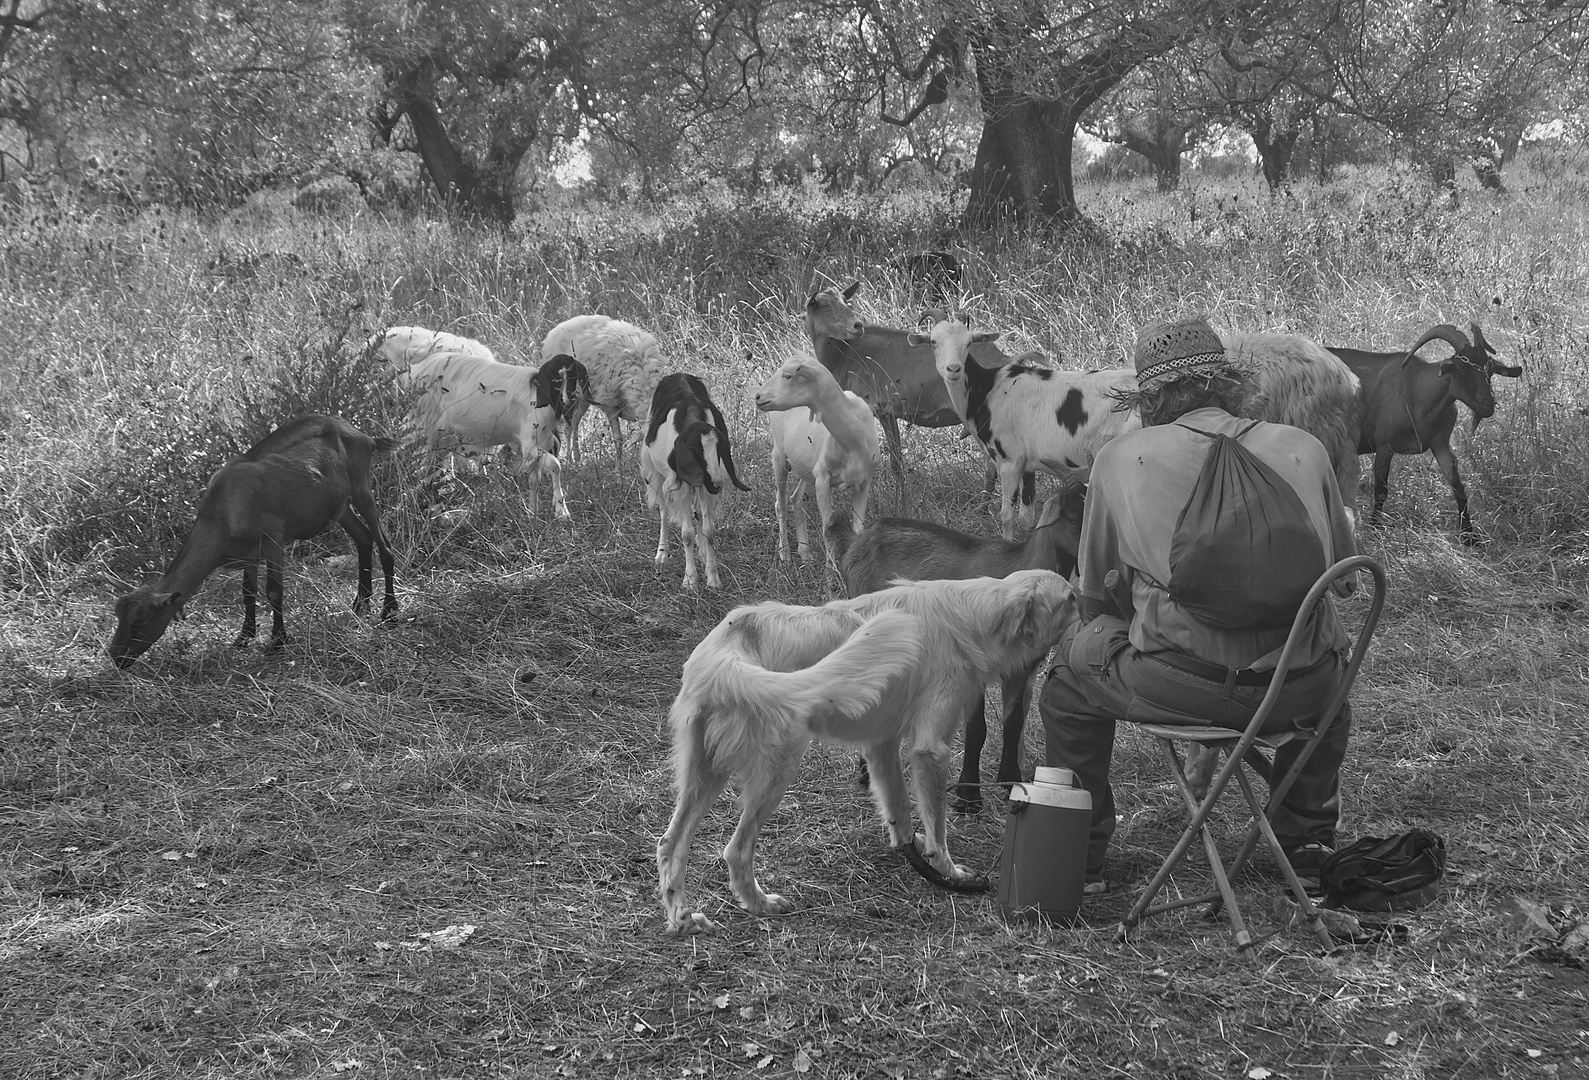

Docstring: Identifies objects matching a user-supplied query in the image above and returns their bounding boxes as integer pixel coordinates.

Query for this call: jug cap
[1033,766,1077,787]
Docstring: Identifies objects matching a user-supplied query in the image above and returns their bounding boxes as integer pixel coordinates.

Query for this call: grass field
[3,160,1589,1079]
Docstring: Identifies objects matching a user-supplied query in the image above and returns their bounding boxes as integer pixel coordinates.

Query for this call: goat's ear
[1493,360,1524,378]
[1438,360,1457,378]
[151,591,181,610]
[670,438,708,490]
[919,306,948,327]
[907,331,931,346]
[971,330,1004,344]
[842,280,860,301]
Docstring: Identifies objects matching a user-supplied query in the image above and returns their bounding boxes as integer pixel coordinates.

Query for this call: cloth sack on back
[1167,422,1328,630]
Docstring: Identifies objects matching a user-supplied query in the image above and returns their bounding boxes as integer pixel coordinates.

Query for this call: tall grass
[2,155,1588,592]
[4,158,1589,1079]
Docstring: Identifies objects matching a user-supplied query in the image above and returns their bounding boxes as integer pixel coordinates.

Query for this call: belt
[1146,649,1333,687]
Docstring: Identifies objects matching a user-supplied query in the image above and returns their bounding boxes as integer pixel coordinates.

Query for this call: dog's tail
[690,609,922,764]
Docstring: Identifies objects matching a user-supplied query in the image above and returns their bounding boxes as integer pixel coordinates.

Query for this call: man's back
[1079,406,1356,668]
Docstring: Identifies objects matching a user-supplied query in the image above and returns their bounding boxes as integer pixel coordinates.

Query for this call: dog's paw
[668,911,716,935]
[743,891,793,916]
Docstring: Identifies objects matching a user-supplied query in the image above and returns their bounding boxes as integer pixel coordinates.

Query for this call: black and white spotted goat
[640,373,751,588]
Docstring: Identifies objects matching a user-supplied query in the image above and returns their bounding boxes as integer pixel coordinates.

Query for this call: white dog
[656,569,1075,934]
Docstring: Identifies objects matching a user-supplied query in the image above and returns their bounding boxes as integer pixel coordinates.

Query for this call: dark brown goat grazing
[1328,323,1521,543]
[827,469,1087,812]
[109,415,399,669]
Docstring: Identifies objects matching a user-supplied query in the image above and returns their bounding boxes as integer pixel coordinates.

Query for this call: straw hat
[1133,317,1230,390]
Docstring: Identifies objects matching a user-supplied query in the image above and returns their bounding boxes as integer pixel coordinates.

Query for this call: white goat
[923,319,1362,536]
[540,314,665,462]
[753,358,880,570]
[641,373,752,589]
[373,326,587,520]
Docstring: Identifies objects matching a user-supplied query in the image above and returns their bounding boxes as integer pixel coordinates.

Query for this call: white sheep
[540,314,665,462]
[1222,331,1362,522]
[753,357,880,570]
[640,373,752,589]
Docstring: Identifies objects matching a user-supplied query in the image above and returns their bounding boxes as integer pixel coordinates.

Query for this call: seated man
[1040,317,1359,892]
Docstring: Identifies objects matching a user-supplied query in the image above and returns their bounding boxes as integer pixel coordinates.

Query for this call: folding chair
[1117,555,1387,952]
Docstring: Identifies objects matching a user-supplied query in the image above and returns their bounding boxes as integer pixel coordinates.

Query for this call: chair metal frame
[1117,555,1388,952]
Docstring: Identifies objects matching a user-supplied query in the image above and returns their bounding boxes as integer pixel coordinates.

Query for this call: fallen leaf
[756,1056,774,1070]
[426,924,476,949]
[793,1049,812,1073]
[713,994,730,1010]
[330,1061,361,1073]
[160,851,183,861]
[1248,1069,1272,1080]
[739,1006,755,1019]
[742,1043,760,1058]
[1528,1050,1544,1059]
[1385,1031,1401,1046]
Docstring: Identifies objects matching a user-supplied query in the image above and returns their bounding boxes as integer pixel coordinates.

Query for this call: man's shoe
[1283,842,1335,879]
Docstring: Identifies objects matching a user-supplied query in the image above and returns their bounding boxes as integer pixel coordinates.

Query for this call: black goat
[827,471,1087,812]
[109,415,399,668]
[1329,323,1521,542]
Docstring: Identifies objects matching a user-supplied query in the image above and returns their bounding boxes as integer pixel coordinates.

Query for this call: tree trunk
[1250,114,1298,190]
[1117,127,1185,192]
[399,91,515,225]
[964,99,1079,227]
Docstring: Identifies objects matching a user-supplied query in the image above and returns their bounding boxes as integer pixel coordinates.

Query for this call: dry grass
[3,160,1589,1079]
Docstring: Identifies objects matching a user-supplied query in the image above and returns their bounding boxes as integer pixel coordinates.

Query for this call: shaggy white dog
[656,569,1075,934]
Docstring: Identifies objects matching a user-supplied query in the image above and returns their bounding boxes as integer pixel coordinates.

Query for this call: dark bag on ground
[1319,830,1447,912]
[1169,422,1328,630]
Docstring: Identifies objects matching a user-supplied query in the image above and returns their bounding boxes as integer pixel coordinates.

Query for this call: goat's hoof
[951,790,984,815]
[352,599,370,616]
[231,633,254,649]
[380,600,399,620]
[856,757,872,790]
[264,635,290,653]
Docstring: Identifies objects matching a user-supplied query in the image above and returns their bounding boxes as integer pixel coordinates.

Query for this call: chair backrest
[1231,554,1387,756]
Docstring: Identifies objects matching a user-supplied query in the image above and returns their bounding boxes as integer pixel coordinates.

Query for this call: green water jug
[995,766,1093,924]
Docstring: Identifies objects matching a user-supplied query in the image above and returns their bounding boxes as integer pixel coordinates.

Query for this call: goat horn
[1402,324,1470,368]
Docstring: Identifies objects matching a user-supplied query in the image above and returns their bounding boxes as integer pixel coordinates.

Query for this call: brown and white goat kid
[641,373,752,589]
[376,328,589,519]
[754,358,880,571]
[109,415,398,669]
[828,470,1087,812]
[1328,323,1521,543]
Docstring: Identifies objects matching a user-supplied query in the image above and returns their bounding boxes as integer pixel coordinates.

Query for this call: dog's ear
[996,571,1073,646]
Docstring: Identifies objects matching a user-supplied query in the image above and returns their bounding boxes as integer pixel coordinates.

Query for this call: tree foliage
[0,0,1584,222]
